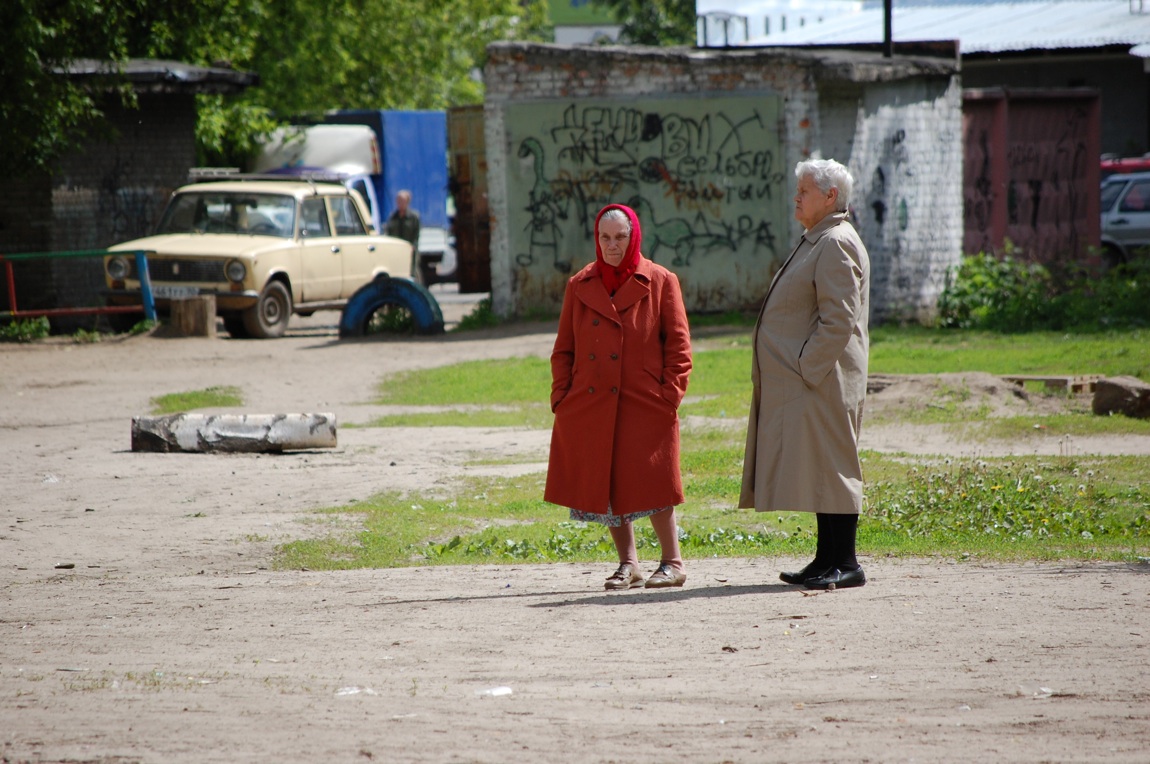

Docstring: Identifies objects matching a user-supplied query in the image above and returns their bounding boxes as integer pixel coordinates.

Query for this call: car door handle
[1111,218,1129,225]
[330,245,341,253]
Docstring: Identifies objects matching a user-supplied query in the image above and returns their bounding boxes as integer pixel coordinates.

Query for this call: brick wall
[1,93,195,327]
[483,42,963,323]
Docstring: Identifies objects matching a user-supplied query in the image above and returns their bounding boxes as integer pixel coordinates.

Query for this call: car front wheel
[243,280,292,339]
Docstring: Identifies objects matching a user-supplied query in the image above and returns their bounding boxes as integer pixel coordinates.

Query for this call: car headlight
[225,259,247,283]
[106,256,130,280]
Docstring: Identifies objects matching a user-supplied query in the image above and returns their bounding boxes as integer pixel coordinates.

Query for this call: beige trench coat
[739,211,870,515]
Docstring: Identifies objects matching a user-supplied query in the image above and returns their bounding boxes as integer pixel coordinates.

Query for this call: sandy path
[3,306,1149,763]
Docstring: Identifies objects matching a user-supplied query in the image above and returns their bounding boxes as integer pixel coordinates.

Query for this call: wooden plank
[1001,375,1100,393]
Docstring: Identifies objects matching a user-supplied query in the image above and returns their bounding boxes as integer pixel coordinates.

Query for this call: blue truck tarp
[321,110,449,229]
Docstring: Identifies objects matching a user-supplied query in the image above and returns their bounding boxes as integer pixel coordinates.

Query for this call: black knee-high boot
[830,513,860,571]
[779,513,833,584]
[804,513,866,589]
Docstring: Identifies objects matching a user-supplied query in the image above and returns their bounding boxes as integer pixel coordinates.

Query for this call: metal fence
[0,249,156,323]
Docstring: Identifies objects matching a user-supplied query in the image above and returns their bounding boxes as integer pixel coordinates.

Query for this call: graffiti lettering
[511,98,786,273]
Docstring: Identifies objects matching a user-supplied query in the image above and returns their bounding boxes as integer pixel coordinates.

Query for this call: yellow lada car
[105,178,414,338]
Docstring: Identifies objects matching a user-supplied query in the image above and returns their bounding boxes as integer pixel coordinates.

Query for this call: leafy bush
[1045,258,1150,330]
[0,317,50,342]
[936,250,1052,330]
[938,249,1150,332]
[453,297,500,331]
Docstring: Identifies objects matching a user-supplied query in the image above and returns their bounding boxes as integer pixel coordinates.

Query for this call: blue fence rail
[0,249,156,323]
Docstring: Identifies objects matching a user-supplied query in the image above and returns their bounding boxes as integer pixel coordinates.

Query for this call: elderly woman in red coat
[544,203,693,590]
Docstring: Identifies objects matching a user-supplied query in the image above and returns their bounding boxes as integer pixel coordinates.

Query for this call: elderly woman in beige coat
[740,158,870,590]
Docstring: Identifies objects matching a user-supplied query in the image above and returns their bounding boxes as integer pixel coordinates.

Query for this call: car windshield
[157,192,297,237]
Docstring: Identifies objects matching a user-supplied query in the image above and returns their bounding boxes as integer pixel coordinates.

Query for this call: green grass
[362,327,1150,428]
[375,356,551,406]
[150,386,244,414]
[976,411,1150,440]
[363,405,554,429]
[274,425,1150,570]
[273,326,1150,570]
[868,326,1150,378]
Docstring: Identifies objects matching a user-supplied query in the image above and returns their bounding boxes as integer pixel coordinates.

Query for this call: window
[330,196,368,236]
[1118,182,1150,213]
[158,193,295,237]
[1101,181,1126,213]
[301,198,331,237]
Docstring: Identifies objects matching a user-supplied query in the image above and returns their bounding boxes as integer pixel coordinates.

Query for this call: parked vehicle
[254,112,456,286]
[1100,172,1150,268]
[1101,154,1150,179]
[104,178,416,338]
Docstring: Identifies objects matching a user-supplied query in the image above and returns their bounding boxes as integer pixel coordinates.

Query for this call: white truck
[253,120,456,285]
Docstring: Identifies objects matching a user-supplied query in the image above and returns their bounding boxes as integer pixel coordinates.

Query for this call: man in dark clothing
[384,189,421,281]
[385,190,420,247]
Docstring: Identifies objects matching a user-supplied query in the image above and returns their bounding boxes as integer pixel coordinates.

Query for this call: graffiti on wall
[962,95,1099,264]
[506,96,786,307]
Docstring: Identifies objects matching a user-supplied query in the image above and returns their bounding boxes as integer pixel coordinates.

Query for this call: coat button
[592,319,600,326]
[588,387,595,394]
[610,353,618,360]
[611,387,618,394]
[589,353,596,360]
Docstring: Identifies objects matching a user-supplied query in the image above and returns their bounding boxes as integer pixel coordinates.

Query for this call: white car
[105,179,414,338]
[1101,172,1150,269]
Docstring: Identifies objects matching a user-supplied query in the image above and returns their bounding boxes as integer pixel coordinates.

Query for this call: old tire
[242,280,292,339]
[339,275,444,338]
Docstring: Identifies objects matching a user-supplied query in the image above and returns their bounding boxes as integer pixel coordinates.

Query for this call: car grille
[132,259,227,283]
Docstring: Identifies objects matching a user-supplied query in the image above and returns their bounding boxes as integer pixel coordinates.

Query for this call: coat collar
[801,211,850,245]
[573,256,655,323]
[756,211,851,328]
[768,211,851,295]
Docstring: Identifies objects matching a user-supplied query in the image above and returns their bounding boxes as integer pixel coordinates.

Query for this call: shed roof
[736,0,1150,54]
[61,59,258,94]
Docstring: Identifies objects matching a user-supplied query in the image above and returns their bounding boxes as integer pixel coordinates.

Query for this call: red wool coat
[544,256,692,516]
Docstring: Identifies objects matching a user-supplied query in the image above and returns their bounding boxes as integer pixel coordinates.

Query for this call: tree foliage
[590,0,695,45]
[4,0,549,175]
[1,0,127,177]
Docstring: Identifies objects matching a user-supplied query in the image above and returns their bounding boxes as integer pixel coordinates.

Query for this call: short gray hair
[600,208,632,233]
[795,159,853,212]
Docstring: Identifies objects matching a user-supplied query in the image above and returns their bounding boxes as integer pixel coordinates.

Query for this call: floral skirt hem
[569,505,670,528]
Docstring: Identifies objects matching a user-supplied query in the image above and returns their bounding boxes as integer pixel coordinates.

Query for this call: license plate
[152,285,201,299]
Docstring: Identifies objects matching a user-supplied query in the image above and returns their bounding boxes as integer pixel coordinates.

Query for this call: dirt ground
[3,292,1149,763]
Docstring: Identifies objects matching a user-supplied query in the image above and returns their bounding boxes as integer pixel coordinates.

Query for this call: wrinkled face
[794,174,837,230]
[598,216,631,267]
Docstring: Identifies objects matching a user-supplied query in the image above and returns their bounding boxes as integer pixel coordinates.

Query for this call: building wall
[963,54,1147,157]
[962,89,1102,267]
[0,93,195,324]
[483,42,962,322]
[849,77,965,321]
[52,93,194,249]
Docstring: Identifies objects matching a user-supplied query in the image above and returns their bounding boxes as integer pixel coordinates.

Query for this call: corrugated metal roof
[736,0,1150,53]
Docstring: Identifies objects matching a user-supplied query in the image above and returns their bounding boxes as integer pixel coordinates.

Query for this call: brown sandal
[604,563,644,590]
[644,562,686,588]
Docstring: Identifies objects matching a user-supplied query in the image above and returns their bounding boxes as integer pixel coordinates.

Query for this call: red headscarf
[594,204,642,296]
